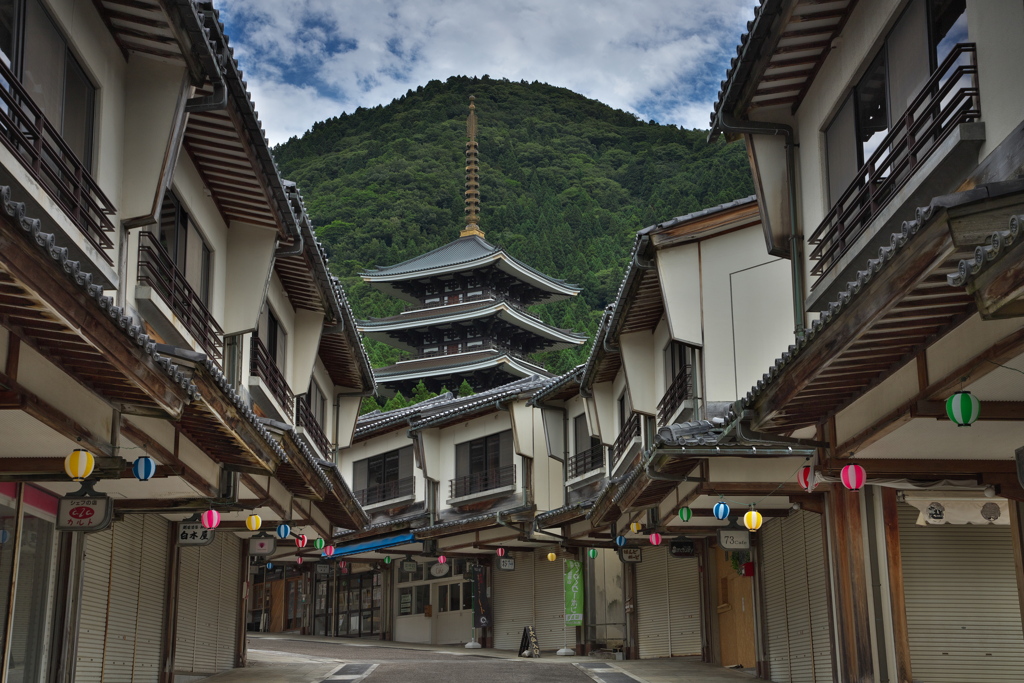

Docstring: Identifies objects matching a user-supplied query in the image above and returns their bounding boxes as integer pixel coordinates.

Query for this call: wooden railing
[809,43,980,285]
[567,445,605,479]
[354,476,415,506]
[449,465,515,499]
[249,335,293,419]
[0,57,116,263]
[296,393,332,457]
[657,364,693,425]
[611,412,640,464]
[137,232,223,361]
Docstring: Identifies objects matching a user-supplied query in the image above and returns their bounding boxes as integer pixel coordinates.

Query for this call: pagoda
[359,97,586,395]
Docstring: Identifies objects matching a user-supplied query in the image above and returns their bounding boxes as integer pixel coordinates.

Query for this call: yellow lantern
[546,552,557,562]
[629,521,642,533]
[245,514,262,532]
[743,509,763,532]
[64,448,95,482]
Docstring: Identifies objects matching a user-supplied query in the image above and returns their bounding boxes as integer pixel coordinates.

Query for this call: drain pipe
[717,113,805,337]
[275,183,305,258]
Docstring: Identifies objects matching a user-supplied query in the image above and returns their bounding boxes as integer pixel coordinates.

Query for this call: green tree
[457,379,475,397]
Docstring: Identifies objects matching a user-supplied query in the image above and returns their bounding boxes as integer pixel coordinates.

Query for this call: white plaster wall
[835,361,919,447]
[18,345,112,446]
[926,314,1022,386]
[657,244,702,346]
[434,412,515,499]
[620,330,657,416]
[967,0,1024,160]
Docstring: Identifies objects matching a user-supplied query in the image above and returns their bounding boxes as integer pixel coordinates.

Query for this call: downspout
[275,184,305,257]
[177,3,229,113]
[530,516,570,542]
[717,113,805,338]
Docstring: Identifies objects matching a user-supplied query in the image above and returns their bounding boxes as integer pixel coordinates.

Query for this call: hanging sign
[178,522,215,546]
[618,547,642,563]
[563,559,584,627]
[315,563,331,575]
[430,562,450,577]
[717,528,750,550]
[400,560,418,573]
[248,535,275,555]
[497,557,516,571]
[57,495,112,532]
[471,564,491,628]
[669,540,696,558]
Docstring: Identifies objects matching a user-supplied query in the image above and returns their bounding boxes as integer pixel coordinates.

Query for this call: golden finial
[460,95,484,238]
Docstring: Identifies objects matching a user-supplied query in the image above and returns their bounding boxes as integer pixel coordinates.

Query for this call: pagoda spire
[460,95,484,238]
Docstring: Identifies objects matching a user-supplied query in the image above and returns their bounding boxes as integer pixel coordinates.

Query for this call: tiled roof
[638,195,757,236]
[947,214,1022,287]
[656,419,727,447]
[372,351,548,381]
[528,365,584,406]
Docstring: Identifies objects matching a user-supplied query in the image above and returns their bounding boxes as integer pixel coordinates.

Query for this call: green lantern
[946,391,980,427]
[679,507,693,522]
[313,538,325,550]
[384,556,392,564]
[587,548,598,559]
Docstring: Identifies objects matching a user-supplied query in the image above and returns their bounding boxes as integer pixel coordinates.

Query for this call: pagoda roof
[372,349,550,384]
[360,235,581,303]
[358,298,588,353]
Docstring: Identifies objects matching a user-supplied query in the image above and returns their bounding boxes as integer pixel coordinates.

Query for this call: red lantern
[797,466,816,491]
[324,546,335,557]
[649,532,662,546]
[200,509,220,529]
[339,560,347,569]
[295,534,307,548]
[438,555,447,564]
[296,557,303,565]
[841,463,866,491]
[496,547,506,557]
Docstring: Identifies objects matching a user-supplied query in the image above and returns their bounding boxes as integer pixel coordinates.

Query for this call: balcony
[808,44,980,287]
[567,445,605,481]
[249,336,293,420]
[295,393,332,458]
[657,364,693,426]
[448,465,516,505]
[0,57,115,266]
[354,476,415,509]
[611,412,640,465]
[136,231,223,361]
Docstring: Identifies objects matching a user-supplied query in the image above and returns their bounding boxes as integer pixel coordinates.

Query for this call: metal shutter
[133,516,169,682]
[175,530,241,675]
[492,551,535,650]
[760,518,790,681]
[74,529,113,683]
[102,515,145,682]
[899,502,1024,682]
[667,555,701,655]
[802,512,833,682]
[636,547,670,658]
[215,533,241,670]
[533,553,566,649]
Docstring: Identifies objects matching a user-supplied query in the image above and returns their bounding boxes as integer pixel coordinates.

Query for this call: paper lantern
[946,391,980,427]
[629,521,642,533]
[324,546,335,557]
[296,557,303,565]
[313,538,325,550]
[245,514,262,532]
[496,547,506,557]
[437,555,447,564]
[132,456,156,481]
[587,548,598,559]
[713,502,730,520]
[797,466,815,491]
[339,560,347,569]
[678,507,692,522]
[546,552,557,561]
[0,530,9,544]
[743,509,763,532]
[200,509,220,529]
[615,535,626,547]
[841,463,866,491]
[64,448,95,482]
[649,532,662,546]
[276,523,291,540]
[384,556,392,564]
[266,563,273,569]
[295,534,307,548]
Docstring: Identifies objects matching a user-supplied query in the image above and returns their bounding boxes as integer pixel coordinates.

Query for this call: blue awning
[334,532,418,557]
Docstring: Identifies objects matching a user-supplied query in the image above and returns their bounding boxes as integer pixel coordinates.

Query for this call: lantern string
[986,359,1024,376]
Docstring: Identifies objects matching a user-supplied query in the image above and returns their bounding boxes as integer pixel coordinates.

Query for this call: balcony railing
[808,43,980,285]
[611,412,640,464]
[354,476,415,507]
[249,335,293,419]
[657,364,693,425]
[0,58,115,264]
[137,232,223,360]
[449,465,516,499]
[567,445,605,479]
[296,393,332,457]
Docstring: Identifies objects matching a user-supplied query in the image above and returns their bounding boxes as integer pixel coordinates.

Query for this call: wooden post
[236,542,248,667]
[1009,500,1024,646]
[881,488,912,683]
[160,528,181,683]
[623,561,639,659]
[826,485,874,683]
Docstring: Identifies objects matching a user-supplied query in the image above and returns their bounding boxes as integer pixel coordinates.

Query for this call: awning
[334,532,418,557]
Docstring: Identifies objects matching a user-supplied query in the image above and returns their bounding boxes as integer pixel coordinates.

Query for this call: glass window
[438,584,448,613]
[931,0,968,66]
[462,580,473,611]
[448,583,460,612]
[0,483,18,660]
[414,584,430,615]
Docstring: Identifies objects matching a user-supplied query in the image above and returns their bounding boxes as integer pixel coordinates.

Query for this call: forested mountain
[273,75,753,379]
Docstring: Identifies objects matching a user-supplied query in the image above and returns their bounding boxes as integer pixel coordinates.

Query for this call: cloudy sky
[216,0,759,145]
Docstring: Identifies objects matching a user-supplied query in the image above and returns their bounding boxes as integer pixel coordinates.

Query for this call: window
[259,306,286,370]
[309,381,327,428]
[455,431,514,479]
[663,340,688,388]
[462,580,473,610]
[159,190,213,303]
[352,447,414,504]
[618,391,631,431]
[574,414,595,455]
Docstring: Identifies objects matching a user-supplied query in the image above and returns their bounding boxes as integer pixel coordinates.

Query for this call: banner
[563,559,583,626]
[471,564,491,628]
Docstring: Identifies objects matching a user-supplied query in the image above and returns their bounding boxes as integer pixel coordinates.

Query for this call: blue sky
[216,0,759,145]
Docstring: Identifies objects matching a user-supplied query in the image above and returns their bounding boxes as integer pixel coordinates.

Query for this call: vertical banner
[472,564,491,628]
[564,559,584,626]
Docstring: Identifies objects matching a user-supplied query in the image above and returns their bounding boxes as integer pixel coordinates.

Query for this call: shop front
[337,568,383,638]
[394,558,475,645]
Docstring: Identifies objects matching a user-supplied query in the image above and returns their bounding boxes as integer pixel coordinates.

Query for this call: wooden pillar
[160,530,181,683]
[826,485,874,683]
[880,488,912,683]
[1009,500,1024,643]
[236,543,248,667]
[623,561,639,659]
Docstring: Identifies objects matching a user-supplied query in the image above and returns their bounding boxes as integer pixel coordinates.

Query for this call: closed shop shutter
[133,516,170,682]
[175,544,200,672]
[667,555,701,655]
[102,515,145,683]
[533,553,565,648]
[802,512,832,682]
[760,519,790,681]
[175,530,241,675]
[215,533,241,670]
[636,547,670,658]
[899,502,1024,682]
[492,551,534,650]
[75,530,113,683]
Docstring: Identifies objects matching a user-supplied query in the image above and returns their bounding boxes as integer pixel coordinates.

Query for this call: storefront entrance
[336,570,381,637]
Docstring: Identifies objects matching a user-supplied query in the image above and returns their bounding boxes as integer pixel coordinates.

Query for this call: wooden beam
[0,456,126,481]
[826,485,874,682]
[825,458,1014,478]
[120,419,218,498]
[881,487,913,683]
[239,473,288,519]
[915,400,1024,420]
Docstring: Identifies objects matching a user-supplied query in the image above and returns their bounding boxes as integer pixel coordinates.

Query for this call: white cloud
[216,0,758,144]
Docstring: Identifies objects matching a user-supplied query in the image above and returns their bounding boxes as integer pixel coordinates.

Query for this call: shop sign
[563,559,583,626]
[717,528,750,551]
[400,560,418,573]
[178,522,215,546]
[315,563,331,576]
[429,562,450,577]
[669,540,696,558]
[471,564,491,628]
[399,589,413,616]
[497,557,516,571]
[618,547,642,563]
[248,535,275,555]
[57,495,112,532]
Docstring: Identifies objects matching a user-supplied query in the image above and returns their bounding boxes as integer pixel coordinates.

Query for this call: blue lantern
[713,502,730,520]
[266,562,273,569]
[132,456,157,481]
[615,535,626,547]
[276,523,291,540]
[0,529,8,544]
